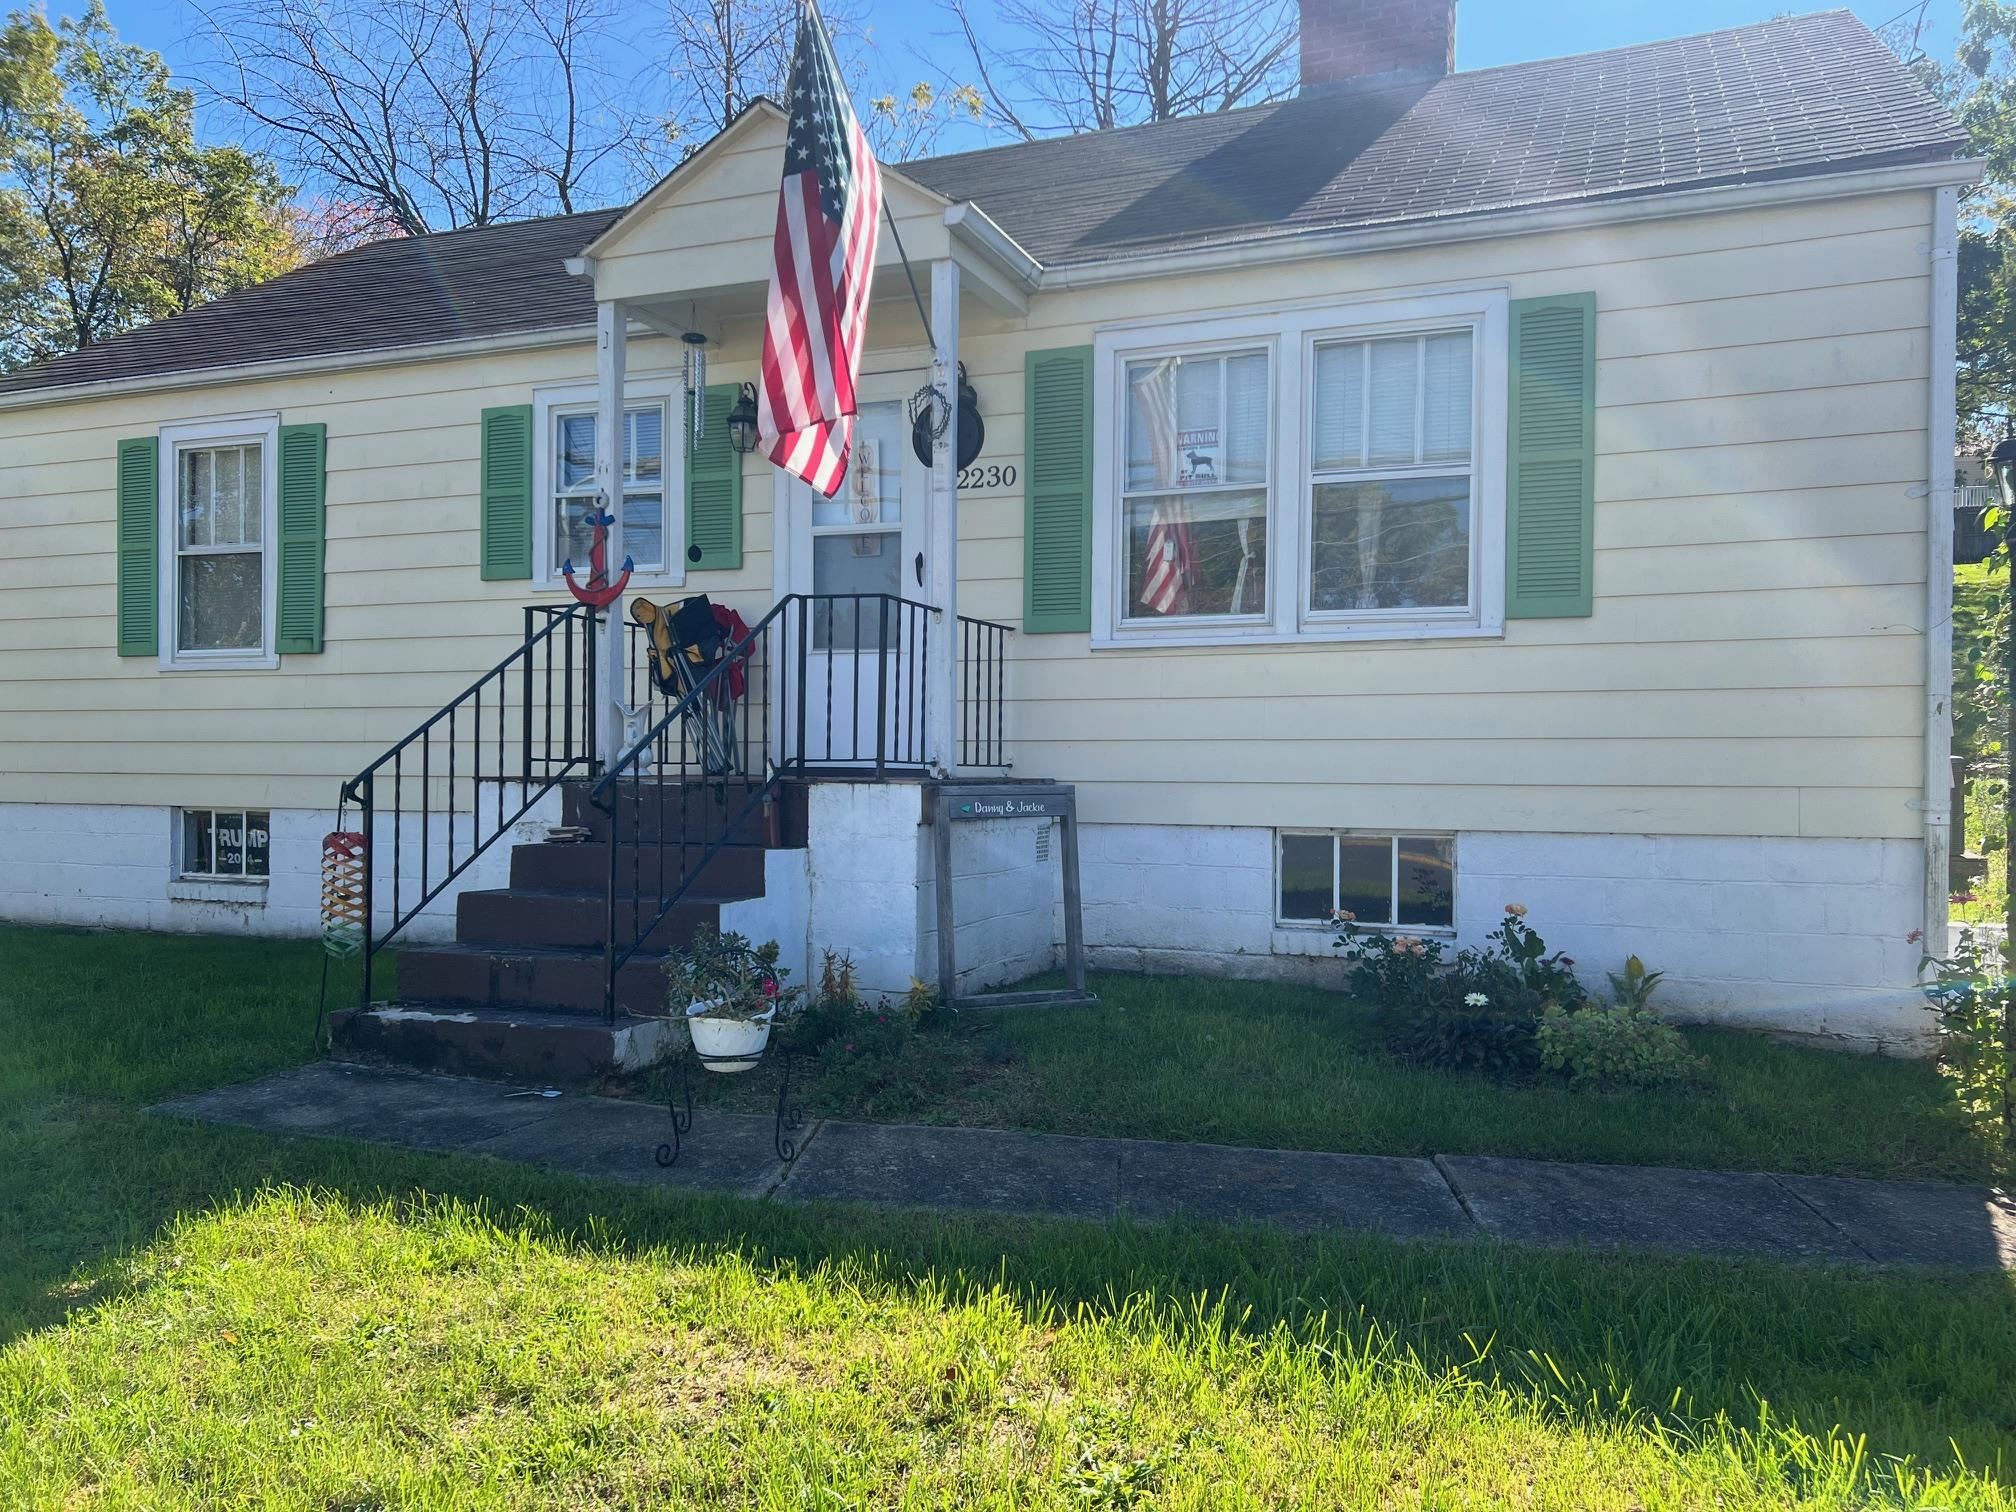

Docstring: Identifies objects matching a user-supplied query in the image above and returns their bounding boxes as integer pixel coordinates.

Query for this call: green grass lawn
[7,923,2016,1507]
[693,973,2006,1185]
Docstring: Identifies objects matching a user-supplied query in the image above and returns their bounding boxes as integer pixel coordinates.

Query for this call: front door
[781,401,928,766]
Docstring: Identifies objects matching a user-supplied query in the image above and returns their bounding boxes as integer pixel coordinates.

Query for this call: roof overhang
[0,151,1984,411]
[1038,153,1988,288]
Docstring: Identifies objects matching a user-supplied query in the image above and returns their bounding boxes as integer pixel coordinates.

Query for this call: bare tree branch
[952,0,1296,138]
[192,0,637,234]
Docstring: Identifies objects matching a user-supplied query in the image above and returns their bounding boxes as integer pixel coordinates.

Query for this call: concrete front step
[328,1002,681,1085]
[397,942,674,1018]
[455,887,745,951]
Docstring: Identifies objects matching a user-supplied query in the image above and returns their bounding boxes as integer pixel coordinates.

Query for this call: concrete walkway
[155,1061,2016,1271]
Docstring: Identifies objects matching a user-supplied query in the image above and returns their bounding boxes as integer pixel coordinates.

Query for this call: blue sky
[97,0,1956,165]
[100,0,1954,78]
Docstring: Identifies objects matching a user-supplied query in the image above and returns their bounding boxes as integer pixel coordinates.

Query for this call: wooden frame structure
[929,781,1092,1010]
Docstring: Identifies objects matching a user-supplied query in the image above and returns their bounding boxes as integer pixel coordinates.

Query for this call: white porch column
[926,259,960,776]
[596,299,628,771]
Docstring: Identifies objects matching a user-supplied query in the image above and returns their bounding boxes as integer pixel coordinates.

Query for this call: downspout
[1923,184,1960,954]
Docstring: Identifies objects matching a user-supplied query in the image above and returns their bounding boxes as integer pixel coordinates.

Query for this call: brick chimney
[1299,0,1455,92]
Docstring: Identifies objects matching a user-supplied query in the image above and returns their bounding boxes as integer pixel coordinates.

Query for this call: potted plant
[663,927,798,1072]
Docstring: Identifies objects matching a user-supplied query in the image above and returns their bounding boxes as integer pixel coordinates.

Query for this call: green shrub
[1335,904,1586,1074]
[1387,1007,1541,1075]
[1537,1003,1705,1090]
[779,950,959,1120]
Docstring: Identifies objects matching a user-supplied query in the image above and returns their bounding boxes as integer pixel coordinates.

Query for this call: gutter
[0,318,672,414]
[1924,184,1961,953]
[1040,156,1988,289]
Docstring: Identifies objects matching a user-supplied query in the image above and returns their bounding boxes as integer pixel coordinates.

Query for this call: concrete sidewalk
[155,1061,2016,1271]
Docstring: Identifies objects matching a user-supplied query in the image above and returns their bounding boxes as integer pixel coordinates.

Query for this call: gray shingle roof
[901,11,1966,265]
[0,11,1964,398]
[0,208,622,396]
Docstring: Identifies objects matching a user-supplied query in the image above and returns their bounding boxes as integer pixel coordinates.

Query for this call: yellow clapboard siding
[0,179,1942,841]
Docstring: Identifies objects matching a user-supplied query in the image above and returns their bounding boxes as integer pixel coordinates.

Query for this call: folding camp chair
[631,594,741,776]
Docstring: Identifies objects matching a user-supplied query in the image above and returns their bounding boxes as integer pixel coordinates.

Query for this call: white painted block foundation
[0,796,555,942]
[799,784,1060,1000]
[1078,824,1933,1053]
[2,796,1933,1051]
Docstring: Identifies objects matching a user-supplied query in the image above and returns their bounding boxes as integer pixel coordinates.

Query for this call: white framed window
[532,378,686,588]
[178,808,271,881]
[1121,345,1272,625]
[1277,831,1456,931]
[1091,288,1507,648]
[159,414,280,669]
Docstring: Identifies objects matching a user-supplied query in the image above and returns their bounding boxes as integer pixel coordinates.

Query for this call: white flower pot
[687,1000,775,1072]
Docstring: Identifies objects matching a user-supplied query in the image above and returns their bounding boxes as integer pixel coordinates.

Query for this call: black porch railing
[339,591,1014,1019]
[340,601,598,1006]
[594,592,949,1018]
[958,614,1011,770]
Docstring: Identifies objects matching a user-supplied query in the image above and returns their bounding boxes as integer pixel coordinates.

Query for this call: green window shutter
[115,437,158,657]
[480,404,534,580]
[686,383,743,570]
[1506,292,1596,619]
[1023,345,1093,633]
[276,422,327,653]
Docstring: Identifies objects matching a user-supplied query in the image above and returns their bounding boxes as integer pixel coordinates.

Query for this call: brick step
[455,887,738,951]
[328,1001,680,1085]
[561,779,774,846]
[397,942,674,1018]
[509,839,767,895]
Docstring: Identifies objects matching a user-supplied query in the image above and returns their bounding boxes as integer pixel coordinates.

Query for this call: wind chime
[320,828,367,958]
[683,327,708,451]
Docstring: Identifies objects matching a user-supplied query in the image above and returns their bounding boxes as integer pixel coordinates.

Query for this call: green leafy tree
[1920,1,2016,1145]
[0,1,296,369]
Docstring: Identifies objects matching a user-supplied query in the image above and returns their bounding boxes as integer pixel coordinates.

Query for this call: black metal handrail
[958,614,1012,770]
[593,592,942,1019]
[341,601,598,1005]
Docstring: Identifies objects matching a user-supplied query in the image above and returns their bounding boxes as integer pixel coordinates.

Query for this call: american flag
[1132,359,1196,615]
[756,4,882,498]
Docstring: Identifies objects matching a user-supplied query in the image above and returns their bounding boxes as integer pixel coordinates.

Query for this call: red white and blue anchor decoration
[561,506,633,608]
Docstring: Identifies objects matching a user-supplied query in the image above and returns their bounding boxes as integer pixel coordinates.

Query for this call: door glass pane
[178,552,263,651]
[1397,836,1454,927]
[812,532,902,649]
[1278,833,1333,921]
[1336,835,1394,924]
[1124,490,1267,619]
[1309,478,1471,612]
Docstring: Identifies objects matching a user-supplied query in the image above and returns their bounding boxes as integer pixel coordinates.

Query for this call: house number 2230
[956,463,1017,491]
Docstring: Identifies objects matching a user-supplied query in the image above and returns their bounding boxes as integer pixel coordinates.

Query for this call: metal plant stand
[654,1048,806,1167]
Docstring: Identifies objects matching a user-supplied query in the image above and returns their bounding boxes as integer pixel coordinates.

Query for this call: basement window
[179,809,271,882]
[1277,831,1454,930]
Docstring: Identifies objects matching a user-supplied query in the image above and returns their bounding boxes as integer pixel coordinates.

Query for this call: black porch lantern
[1989,435,2016,516]
[725,382,760,455]
[910,363,984,470]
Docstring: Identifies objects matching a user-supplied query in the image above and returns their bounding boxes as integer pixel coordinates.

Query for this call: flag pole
[882,198,936,351]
